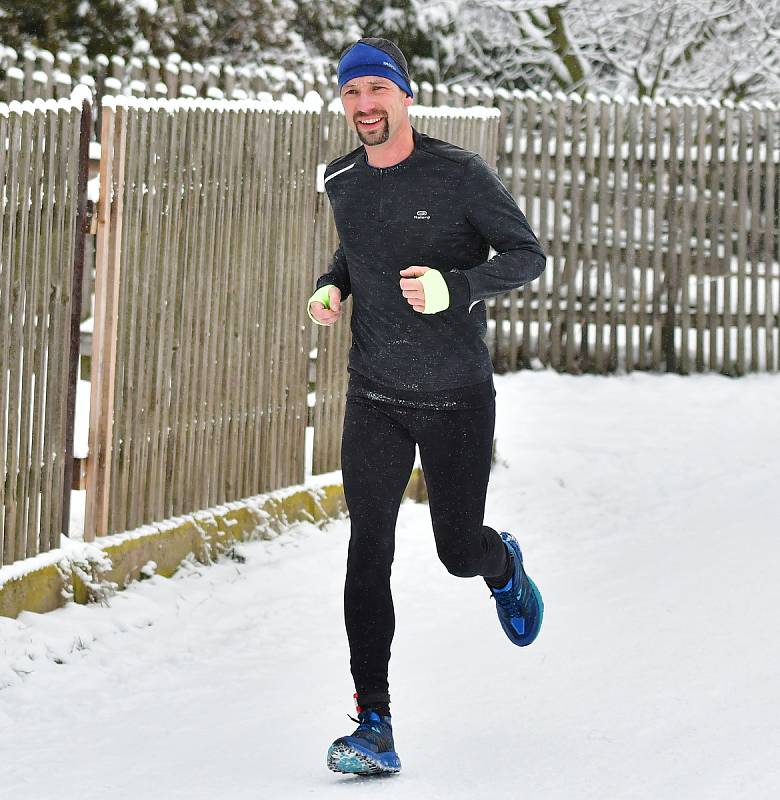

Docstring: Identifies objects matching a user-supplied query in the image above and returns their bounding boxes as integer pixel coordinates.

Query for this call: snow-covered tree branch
[1,0,779,101]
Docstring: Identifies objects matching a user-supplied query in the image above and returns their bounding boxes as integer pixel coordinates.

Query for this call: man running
[307,37,546,776]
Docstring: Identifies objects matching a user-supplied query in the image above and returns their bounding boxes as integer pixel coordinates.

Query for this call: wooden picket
[0,98,84,566]
[491,90,780,375]
[84,96,318,538]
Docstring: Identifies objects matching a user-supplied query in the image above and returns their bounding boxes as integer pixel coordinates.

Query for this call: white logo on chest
[414,209,430,220]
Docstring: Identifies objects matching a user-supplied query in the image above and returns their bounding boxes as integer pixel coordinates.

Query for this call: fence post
[61,95,92,539]
[84,101,126,540]
[663,98,681,372]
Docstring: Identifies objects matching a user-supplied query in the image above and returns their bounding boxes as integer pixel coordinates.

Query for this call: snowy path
[1,371,778,799]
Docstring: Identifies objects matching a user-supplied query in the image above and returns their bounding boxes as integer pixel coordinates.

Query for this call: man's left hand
[399,265,431,312]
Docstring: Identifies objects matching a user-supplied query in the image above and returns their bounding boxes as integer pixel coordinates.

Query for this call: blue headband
[337,42,414,98]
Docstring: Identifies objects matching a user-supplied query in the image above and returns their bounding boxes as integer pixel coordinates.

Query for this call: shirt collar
[361,127,422,175]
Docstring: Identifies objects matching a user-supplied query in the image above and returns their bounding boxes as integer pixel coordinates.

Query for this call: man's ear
[404,94,413,107]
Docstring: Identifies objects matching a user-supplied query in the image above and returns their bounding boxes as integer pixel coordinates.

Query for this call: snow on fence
[489,90,780,374]
[0,44,498,146]
[0,95,90,568]
[0,46,314,106]
[0,45,498,110]
[85,95,320,539]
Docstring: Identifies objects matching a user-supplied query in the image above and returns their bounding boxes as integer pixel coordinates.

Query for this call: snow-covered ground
[1,370,778,799]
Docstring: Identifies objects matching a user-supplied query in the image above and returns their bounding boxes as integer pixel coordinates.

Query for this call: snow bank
[1,370,778,799]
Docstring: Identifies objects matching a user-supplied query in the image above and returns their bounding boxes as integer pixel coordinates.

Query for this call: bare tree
[417,0,588,90]
[434,0,780,100]
[563,0,780,100]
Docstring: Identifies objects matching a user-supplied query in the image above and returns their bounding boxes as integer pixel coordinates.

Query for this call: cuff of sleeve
[307,284,335,325]
[441,269,471,308]
[316,276,340,292]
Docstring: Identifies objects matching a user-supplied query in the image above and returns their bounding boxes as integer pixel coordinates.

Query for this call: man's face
[340,76,413,146]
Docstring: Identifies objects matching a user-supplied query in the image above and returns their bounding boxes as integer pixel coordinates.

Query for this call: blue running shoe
[327,709,401,775]
[488,531,544,647]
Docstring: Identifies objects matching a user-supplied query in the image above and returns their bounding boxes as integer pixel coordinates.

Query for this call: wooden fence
[1,96,88,567]
[3,84,780,567]
[10,40,772,379]
[487,90,780,375]
[85,95,319,538]
[0,95,498,566]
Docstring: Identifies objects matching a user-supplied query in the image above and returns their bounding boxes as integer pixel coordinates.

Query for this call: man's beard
[355,116,390,145]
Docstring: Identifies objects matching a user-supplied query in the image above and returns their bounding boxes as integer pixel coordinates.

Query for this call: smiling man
[308,37,547,777]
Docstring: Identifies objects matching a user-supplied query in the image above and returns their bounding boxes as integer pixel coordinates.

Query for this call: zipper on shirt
[378,171,384,221]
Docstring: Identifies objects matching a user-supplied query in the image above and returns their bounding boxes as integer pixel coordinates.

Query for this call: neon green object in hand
[418,269,450,314]
[307,284,337,325]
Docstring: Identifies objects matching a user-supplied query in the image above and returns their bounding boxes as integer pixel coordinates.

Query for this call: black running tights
[340,395,506,709]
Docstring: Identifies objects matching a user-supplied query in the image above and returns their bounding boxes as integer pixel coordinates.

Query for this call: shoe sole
[327,742,401,775]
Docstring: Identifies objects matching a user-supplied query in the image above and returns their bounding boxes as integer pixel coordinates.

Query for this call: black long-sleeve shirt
[316,126,546,408]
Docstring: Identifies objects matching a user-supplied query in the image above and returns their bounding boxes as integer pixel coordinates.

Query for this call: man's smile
[357,116,385,129]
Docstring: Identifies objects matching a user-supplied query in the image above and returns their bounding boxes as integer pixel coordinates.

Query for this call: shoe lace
[347,711,391,748]
[490,571,529,613]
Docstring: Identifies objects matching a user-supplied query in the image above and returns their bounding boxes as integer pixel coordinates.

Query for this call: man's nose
[356,93,377,113]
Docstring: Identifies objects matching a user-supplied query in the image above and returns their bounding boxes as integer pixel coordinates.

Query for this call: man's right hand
[307,285,343,326]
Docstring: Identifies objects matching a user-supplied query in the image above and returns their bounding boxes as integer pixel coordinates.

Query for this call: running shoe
[326,708,401,775]
[488,531,544,646]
